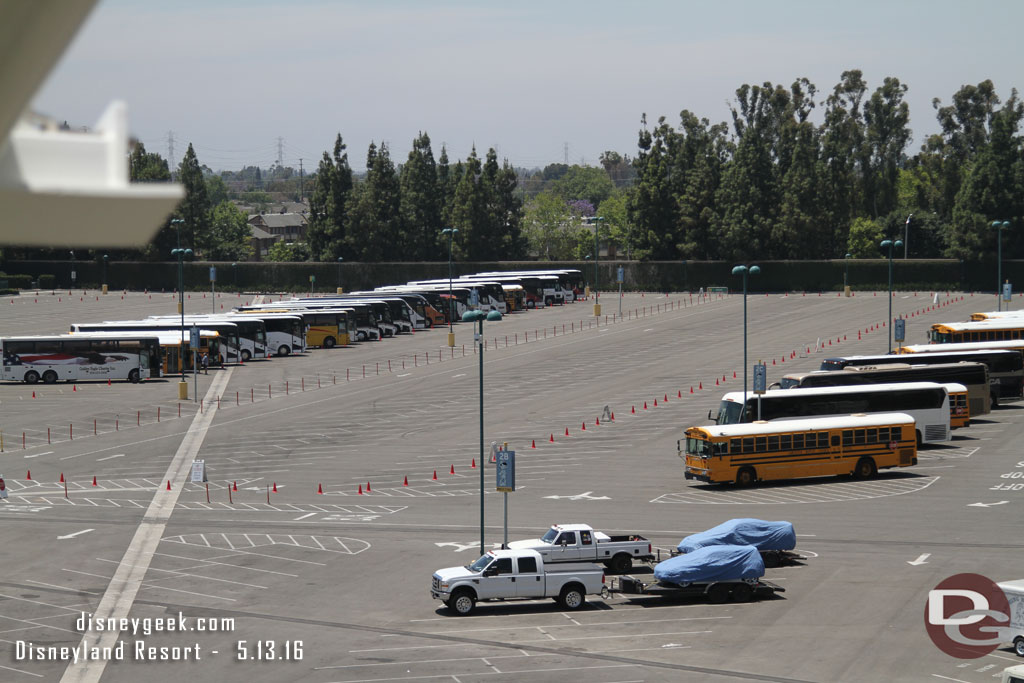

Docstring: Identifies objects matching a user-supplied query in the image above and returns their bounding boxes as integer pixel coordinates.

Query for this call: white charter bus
[713,381,954,445]
[2,334,161,384]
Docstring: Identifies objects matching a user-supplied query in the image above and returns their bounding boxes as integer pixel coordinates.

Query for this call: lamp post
[102,254,109,294]
[231,262,237,289]
[731,265,760,407]
[463,308,503,554]
[904,214,913,259]
[171,247,193,398]
[593,216,604,316]
[442,228,458,347]
[69,250,76,289]
[880,239,903,353]
[992,221,1012,311]
[844,253,851,295]
[336,257,344,294]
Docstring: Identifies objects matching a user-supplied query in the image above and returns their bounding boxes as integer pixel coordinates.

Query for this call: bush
[38,274,55,289]
[0,273,32,289]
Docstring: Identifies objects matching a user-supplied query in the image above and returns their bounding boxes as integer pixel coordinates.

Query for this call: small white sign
[190,460,206,483]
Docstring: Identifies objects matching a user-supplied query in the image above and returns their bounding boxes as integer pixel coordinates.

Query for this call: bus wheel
[277,345,290,357]
[128,369,141,383]
[323,337,336,349]
[24,370,39,384]
[854,458,877,479]
[42,370,58,384]
[735,467,756,487]
[240,349,252,362]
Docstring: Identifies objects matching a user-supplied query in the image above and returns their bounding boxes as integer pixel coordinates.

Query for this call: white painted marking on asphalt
[930,675,972,682]
[907,553,931,566]
[96,454,125,461]
[397,373,411,377]
[24,451,53,459]
[57,529,94,540]
[968,500,1009,507]
[452,373,466,378]
[294,512,316,521]
[0,662,44,678]
[60,366,232,683]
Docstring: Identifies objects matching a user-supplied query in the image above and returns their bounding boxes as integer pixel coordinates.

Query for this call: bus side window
[767,436,780,451]
[818,432,830,448]
[742,437,754,453]
[831,435,841,447]
[715,442,728,456]
[878,427,889,443]
[866,428,878,443]
[841,430,854,446]
[793,434,804,449]
[780,434,792,450]
[730,438,741,453]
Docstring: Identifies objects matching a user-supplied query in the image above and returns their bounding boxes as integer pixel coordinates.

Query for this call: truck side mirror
[560,539,568,547]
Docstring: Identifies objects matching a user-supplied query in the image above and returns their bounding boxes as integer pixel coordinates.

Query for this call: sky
[32,0,1024,174]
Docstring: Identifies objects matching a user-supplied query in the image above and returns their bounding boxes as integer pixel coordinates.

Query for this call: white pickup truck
[431,548,607,616]
[507,523,654,573]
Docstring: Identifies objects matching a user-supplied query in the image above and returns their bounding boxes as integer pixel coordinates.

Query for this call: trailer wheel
[731,583,754,603]
[735,467,756,487]
[323,336,336,349]
[853,457,877,479]
[608,553,632,574]
[450,589,476,616]
[559,584,586,610]
[1015,636,1024,657]
[707,583,731,604]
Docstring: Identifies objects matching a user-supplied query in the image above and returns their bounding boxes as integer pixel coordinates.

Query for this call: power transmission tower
[276,137,284,168]
[167,131,175,170]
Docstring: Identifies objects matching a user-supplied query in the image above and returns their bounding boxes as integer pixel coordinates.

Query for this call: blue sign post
[496,448,515,548]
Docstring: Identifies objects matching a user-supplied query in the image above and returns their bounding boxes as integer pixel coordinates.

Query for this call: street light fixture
[880,239,903,353]
[731,265,760,407]
[171,247,193,398]
[844,253,851,296]
[336,257,344,294]
[442,228,459,347]
[231,262,237,289]
[992,221,1012,311]
[102,254,109,294]
[69,250,76,289]
[593,216,604,317]
[462,308,503,554]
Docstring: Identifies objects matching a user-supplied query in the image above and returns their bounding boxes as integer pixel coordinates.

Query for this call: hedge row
[2,259,1023,294]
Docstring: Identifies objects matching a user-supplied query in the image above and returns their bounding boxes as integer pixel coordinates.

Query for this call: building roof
[250,225,274,240]
[249,212,307,229]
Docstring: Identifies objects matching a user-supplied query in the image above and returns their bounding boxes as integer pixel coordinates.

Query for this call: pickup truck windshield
[467,554,493,573]
[541,528,559,543]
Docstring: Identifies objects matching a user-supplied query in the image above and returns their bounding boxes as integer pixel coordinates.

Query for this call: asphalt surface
[1,287,1021,683]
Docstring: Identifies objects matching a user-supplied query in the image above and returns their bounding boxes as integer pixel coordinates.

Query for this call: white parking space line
[0,662,44,678]
[432,616,731,634]
[517,629,713,642]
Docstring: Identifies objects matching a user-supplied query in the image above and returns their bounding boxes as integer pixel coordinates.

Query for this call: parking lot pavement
[4,289,1022,681]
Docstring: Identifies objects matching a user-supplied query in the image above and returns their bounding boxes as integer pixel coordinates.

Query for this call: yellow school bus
[681,413,918,486]
[930,321,1024,344]
[945,382,970,429]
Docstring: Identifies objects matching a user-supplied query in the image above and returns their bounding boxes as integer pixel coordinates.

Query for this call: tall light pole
[442,228,458,347]
[880,239,903,353]
[904,214,912,259]
[463,308,503,554]
[336,257,344,294]
[844,253,851,294]
[593,216,604,316]
[731,265,760,407]
[231,262,237,289]
[171,247,193,397]
[102,254,109,294]
[69,250,76,289]
[992,221,1012,312]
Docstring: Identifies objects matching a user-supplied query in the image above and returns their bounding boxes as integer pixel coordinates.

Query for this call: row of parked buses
[0,269,587,385]
[682,308,1024,487]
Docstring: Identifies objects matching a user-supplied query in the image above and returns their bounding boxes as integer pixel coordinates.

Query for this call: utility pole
[167,131,175,172]
[298,158,304,203]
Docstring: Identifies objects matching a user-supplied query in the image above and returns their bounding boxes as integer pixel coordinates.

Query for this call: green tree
[201,201,253,261]
[205,174,230,206]
[306,134,354,261]
[265,240,310,262]
[448,147,487,260]
[596,191,630,258]
[346,142,401,260]
[550,165,615,207]
[820,70,868,254]
[523,191,578,259]
[129,143,175,259]
[846,216,884,257]
[629,115,680,260]
[167,144,212,258]
[863,77,911,219]
[399,132,441,260]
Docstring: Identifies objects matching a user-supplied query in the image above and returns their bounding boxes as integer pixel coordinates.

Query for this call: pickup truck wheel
[450,589,476,616]
[608,553,632,574]
[559,584,585,610]
[731,583,754,603]
[707,583,731,604]
[1015,636,1024,657]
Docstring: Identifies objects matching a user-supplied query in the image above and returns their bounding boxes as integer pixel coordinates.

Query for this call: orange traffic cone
[581,421,586,431]
[565,427,570,436]
[531,439,536,448]
[403,476,409,486]
[317,483,323,494]
[472,458,477,467]
[358,484,363,495]
[60,472,64,483]
[166,480,171,490]
[92,476,97,486]
[450,464,455,474]
[366,482,371,492]
[272,482,277,492]
[432,470,438,480]
[232,481,238,491]
[549,433,554,442]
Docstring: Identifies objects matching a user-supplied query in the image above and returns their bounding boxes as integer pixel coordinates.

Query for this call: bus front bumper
[684,468,711,483]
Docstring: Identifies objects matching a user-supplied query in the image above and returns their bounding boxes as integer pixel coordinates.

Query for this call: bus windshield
[686,437,712,457]
[717,401,745,425]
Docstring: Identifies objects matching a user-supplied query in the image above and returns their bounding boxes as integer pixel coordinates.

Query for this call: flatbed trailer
[615,575,785,604]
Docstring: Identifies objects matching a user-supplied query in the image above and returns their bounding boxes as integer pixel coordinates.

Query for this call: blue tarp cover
[677,518,796,553]
[653,544,764,584]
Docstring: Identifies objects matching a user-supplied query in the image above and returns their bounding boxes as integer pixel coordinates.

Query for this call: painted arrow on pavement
[57,529,94,540]
[907,553,931,566]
